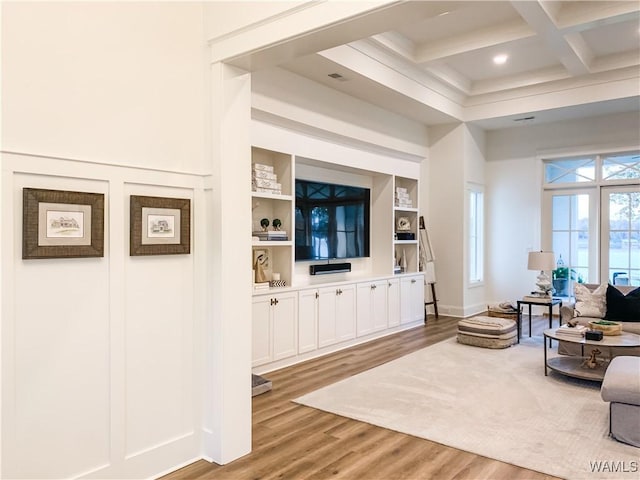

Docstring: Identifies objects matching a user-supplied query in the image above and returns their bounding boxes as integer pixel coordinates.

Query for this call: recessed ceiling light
[493,54,508,65]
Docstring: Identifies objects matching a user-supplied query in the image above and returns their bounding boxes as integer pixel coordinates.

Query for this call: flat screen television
[295,179,370,261]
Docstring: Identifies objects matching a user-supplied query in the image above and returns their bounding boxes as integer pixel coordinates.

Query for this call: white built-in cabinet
[356,279,389,336]
[251,146,425,371]
[387,277,401,327]
[318,284,356,348]
[400,274,426,325]
[252,291,298,367]
[297,289,318,354]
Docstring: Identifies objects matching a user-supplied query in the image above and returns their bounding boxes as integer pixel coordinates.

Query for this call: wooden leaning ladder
[419,216,438,321]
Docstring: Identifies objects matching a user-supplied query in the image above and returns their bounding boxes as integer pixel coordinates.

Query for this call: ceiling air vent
[513,116,535,122]
[328,72,349,82]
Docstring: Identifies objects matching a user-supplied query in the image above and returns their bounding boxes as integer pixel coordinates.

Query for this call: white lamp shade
[527,251,555,271]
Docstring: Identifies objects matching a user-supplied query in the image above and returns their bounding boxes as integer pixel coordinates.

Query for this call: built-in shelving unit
[251,147,294,289]
[250,146,425,373]
[393,176,419,274]
[251,147,422,289]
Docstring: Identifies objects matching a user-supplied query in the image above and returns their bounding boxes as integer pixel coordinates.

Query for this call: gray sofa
[558,284,640,358]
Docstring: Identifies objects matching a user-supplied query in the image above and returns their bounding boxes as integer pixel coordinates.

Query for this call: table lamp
[527,251,556,297]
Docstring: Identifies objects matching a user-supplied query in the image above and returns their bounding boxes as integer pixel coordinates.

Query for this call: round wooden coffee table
[543,328,640,381]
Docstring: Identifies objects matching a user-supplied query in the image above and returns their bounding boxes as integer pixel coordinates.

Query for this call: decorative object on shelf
[22,187,105,259]
[401,248,407,273]
[253,248,271,283]
[396,216,411,231]
[272,218,282,230]
[396,232,415,240]
[130,195,191,256]
[260,218,269,231]
[269,279,287,288]
[527,251,556,297]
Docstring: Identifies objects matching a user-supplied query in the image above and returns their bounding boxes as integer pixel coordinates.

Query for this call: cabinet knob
[411,279,416,284]
[315,292,319,299]
[388,282,392,287]
[274,298,279,305]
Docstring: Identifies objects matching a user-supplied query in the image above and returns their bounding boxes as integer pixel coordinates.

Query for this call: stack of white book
[252,163,282,195]
[253,282,270,291]
[556,324,587,337]
[395,187,412,208]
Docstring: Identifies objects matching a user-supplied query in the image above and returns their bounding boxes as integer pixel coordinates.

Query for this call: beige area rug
[294,337,639,480]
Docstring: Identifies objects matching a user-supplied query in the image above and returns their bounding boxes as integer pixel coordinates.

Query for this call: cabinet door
[371,280,388,332]
[356,283,374,337]
[336,284,356,342]
[318,287,338,348]
[252,296,272,366]
[298,289,318,354]
[400,275,425,324]
[272,292,298,361]
[387,278,401,327]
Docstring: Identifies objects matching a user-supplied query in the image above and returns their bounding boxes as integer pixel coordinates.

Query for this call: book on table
[556,324,587,336]
[522,295,553,303]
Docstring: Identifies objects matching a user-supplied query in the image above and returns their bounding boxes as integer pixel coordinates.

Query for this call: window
[468,187,484,284]
[542,150,640,289]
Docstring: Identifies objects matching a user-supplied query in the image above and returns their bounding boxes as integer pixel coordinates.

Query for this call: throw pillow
[574,283,607,317]
[605,285,640,322]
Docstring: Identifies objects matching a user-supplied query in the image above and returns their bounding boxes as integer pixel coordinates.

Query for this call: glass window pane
[544,158,595,184]
[609,193,630,230]
[602,153,640,181]
[552,232,570,262]
[552,196,570,230]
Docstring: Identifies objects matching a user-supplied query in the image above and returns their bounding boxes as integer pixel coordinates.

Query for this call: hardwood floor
[163,315,560,480]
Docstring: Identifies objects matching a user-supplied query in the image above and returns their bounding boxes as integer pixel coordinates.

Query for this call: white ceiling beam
[413,20,536,65]
[470,65,569,96]
[554,1,640,31]
[369,32,417,62]
[510,0,591,76]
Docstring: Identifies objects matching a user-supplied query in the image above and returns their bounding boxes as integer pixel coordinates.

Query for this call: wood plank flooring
[163,315,560,480]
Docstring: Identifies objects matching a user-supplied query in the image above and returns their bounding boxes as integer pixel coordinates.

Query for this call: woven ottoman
[457,316,517,349]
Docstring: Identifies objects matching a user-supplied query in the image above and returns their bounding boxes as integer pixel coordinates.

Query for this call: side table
[516,297,562,344]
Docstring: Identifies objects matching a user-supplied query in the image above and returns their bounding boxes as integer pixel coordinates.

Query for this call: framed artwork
[130,195,191,256]
[23,188,105,259]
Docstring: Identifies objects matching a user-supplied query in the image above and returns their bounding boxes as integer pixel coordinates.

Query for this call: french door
[601,185,640,287]
[543,189,598,293]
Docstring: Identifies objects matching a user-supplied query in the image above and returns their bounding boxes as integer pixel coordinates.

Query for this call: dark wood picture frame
[23,188,105,259]
[130,195,191,256]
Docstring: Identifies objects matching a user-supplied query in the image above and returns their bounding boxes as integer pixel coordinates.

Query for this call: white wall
[1,3,208,477]
[1,1,207,173]
[425,123,487,317]
[426,124,465,315]
[485,111,640,305]
[1,155,203,479]
[463,124,486,315]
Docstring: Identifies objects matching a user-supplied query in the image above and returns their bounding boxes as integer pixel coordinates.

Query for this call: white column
[202,62,252,463]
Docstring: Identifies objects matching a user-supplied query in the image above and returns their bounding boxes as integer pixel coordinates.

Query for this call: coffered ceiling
[278,0,640,129]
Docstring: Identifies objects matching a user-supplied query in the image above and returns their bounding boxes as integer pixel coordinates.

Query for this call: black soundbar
[309,262,351,275]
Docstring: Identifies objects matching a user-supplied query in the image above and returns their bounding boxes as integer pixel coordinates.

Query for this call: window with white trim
[542,150,640,290]
[468,187,484,285]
